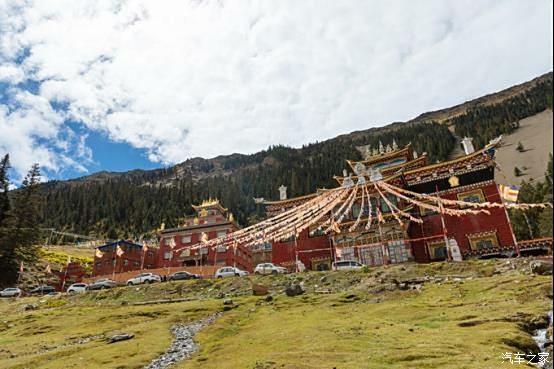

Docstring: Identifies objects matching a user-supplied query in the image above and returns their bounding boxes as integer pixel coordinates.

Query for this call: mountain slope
[37,72,553,239]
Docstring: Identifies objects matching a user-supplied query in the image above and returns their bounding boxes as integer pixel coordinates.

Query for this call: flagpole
[112,252,117,281]
[497,184,520,257]
[435,185,452,262]
[61,258,70,292]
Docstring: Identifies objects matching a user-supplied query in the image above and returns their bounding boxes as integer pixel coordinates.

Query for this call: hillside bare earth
[493,109,553,185]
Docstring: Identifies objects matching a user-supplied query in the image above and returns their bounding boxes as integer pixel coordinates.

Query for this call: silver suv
[215,267,249,278]
[254,263,288,275]
[126,273,161,285]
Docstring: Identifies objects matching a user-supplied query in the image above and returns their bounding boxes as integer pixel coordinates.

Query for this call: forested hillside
[34,72,553,240]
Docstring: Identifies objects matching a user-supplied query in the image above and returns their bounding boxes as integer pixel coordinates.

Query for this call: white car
[126,273,161,285]
[0,287,22,297]
[254,263,288,275]
[215,267,249,278]
[67,283,88,294]
[332,260,365,271]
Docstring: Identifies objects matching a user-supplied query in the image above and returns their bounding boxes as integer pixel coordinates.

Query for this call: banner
[499,184,519,203]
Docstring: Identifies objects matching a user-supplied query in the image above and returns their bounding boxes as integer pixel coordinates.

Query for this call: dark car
[29,285,56,295]
[169,271,200,281]
[86,278,118,290]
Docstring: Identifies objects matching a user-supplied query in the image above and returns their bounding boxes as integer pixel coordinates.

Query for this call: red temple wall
[271,229,332,270]
[408,183,514,262]
[92,245,159,276]
[158,226,253,272]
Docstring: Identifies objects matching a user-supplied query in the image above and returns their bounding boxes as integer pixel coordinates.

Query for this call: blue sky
[0,0,552,183]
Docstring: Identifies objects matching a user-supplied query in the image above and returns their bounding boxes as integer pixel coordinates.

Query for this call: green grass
[0,260,551,369]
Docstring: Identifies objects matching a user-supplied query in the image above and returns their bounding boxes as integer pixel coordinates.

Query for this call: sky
[0,0,552,183]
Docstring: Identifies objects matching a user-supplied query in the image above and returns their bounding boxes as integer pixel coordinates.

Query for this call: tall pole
[294,226,299,272]
[376,198,389,265]
[497,184,520,256]
[112,252,117,281]
[435,185,452,262]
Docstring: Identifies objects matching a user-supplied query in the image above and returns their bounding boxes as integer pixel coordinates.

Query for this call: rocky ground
[144,313,222,369]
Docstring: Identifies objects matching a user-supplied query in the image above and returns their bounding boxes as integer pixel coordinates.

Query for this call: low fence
[83,265,219,284]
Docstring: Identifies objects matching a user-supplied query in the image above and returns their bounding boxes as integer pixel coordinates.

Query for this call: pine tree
[0,154,10,225]
[0,163,43,286]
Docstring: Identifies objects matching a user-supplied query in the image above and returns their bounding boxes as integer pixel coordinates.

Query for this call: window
[351,203,361,219]
[133,261,140,267]
[164,237,172,245]
[96,262,101,267]
[181,235,192,243]
[309,224,325,238]
[468,232,499,251]
[419,201,438,216]
[427,241,447,261]
[123,259,129,266]
[181,248,191,257]
[216,245,226,253]
[164,252,171,260]
[380,194,398,213]
[457,189,485,204]
[217,230,227,238]
[147,251,154,257]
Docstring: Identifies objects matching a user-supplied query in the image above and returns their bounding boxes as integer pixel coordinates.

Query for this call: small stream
[532,310,553,368]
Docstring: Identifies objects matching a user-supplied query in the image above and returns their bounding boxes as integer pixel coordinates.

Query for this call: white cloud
[0,0,552,178]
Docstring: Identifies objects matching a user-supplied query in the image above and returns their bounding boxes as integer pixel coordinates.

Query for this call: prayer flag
[116,245,124,257]
[95,248,104,258]
[499,184,519,203]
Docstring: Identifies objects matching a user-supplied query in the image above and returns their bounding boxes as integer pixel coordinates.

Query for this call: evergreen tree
[0,154,10,225]
[0,163,43,285]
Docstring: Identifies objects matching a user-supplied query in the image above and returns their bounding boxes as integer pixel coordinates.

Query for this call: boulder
[23,304,37,311]
[106,333,134,344]
[530,260,553,275]
[252,284,269,296]
[285,284,305,297]
[223,299,233,306]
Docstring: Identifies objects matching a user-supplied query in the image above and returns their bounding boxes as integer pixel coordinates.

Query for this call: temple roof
[347,143,413,170]
[191,198,228,213]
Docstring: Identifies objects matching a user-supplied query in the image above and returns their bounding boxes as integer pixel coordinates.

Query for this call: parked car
[0,287,22,297]
[169,271,200,281]
[67,283,88,294]
[214,267,249,278]
[332,260,365,271]
[254,263,288,275]
[86,278,117,290]
[126,273,161,286]
[29,285,56,295]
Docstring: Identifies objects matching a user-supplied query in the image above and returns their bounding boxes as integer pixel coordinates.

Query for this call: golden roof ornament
[392,139,398,150]
[193,217,199,225]
[228,213,234,222]
[372,148,378,156]
[413,150,418,158]
[385,144,392,153]
[448,176,460,187]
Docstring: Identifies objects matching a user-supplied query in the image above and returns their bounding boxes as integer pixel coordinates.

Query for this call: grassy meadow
[0,259,551,369]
